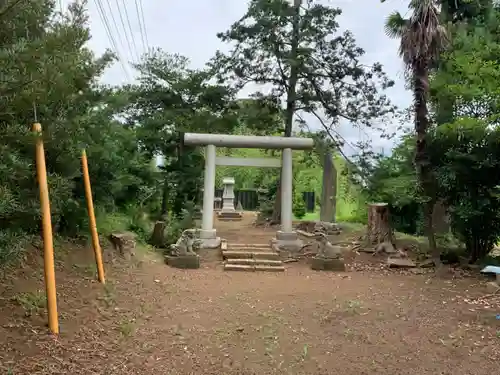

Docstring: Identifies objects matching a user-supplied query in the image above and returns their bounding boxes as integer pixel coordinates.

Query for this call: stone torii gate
[183,133,314,251]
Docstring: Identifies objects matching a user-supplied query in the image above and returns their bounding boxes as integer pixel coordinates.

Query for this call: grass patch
[0,229,33,268]
[97,282,116,308]
[118,319,135,337]
[72,262,97,276]
[345,299,363,314]
[95,209,154,245]
[13,290,46,316]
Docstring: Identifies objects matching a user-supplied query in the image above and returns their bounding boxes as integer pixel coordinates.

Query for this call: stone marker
[217,177,242,220]
[221,177,236,211]
[320,150,337,223]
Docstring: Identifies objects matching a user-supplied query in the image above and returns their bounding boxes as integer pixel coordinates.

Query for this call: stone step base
[216,212,243,221]
[230,243,270,249]
[223,264,285,272]
[222,250,280,261]
[226,258,283,266]
[217,217,243,221]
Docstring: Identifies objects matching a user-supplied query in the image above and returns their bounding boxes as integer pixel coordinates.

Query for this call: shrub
[292,194,306,219]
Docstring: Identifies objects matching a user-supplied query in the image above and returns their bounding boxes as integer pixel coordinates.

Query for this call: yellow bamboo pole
[32,123,59,335]
[81,149,106,284]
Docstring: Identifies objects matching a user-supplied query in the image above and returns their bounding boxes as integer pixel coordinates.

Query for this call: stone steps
[226,258,283,266]
[222,251,281,261]
[223,264,285,272]
[222,243,284,272]
[229,243,271,249]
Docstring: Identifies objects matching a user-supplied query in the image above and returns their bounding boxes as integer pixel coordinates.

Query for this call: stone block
[310,257,345,271]
[165,255,200,269]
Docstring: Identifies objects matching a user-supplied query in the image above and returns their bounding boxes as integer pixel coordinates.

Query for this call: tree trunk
[160,175,169,220]
[366,203,395,245]
[271,0,301,222]
[413,62,441,267]
[150,221,166,248]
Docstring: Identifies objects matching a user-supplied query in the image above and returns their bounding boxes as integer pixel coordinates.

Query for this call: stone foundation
[165,254,200,269]
[271,231,303,253]
[217,211,243,221]
[310,257,345,271]
[199,229,222,249]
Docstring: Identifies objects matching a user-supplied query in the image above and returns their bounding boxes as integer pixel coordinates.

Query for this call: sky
[60,0,411,156]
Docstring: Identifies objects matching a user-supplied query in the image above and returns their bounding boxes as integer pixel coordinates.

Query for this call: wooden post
[33,123,59,335]
[366,203,394,245]
[81,150,106,284]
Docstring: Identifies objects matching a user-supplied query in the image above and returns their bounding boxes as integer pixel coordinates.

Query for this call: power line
[135,0,149,55]
[122,0,141,61]
[93,0,131,80]
[115,0,140,63]
[102,0,127,56]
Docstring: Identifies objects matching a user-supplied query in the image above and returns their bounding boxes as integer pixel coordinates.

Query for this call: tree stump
[150,221,167,247]
[366,203,395,245]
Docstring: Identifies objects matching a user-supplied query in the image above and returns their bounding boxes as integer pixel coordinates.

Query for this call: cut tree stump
[150,221,166,247]
[366,203,395,246]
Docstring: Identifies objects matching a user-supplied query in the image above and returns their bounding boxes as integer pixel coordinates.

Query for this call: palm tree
[384,0,448,265]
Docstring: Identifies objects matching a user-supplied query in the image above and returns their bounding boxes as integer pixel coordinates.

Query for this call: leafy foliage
[0,1,156,262]
[292,192,307,219]
[430,120,500,261]
[124,50,240,218]
[213,0,395,136]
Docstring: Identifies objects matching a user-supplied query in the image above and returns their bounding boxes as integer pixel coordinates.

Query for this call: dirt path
[1,214,499,374]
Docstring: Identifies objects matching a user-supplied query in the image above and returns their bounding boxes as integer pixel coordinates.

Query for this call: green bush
[0,229,33,266]
[292,194,307,219]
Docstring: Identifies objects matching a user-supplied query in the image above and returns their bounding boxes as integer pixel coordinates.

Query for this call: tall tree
[212,0,395,220]
[384,0,448,265]
[432,0,495,126]
[126,50,238,217]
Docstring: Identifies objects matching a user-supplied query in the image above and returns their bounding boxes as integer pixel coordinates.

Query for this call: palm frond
[398,0,449,65]
[385,11,408,39]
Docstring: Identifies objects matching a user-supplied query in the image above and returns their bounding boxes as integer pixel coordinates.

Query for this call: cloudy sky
[60,0,411,155]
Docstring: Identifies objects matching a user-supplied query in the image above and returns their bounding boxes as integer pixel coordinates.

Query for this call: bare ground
[1,213,499,375]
